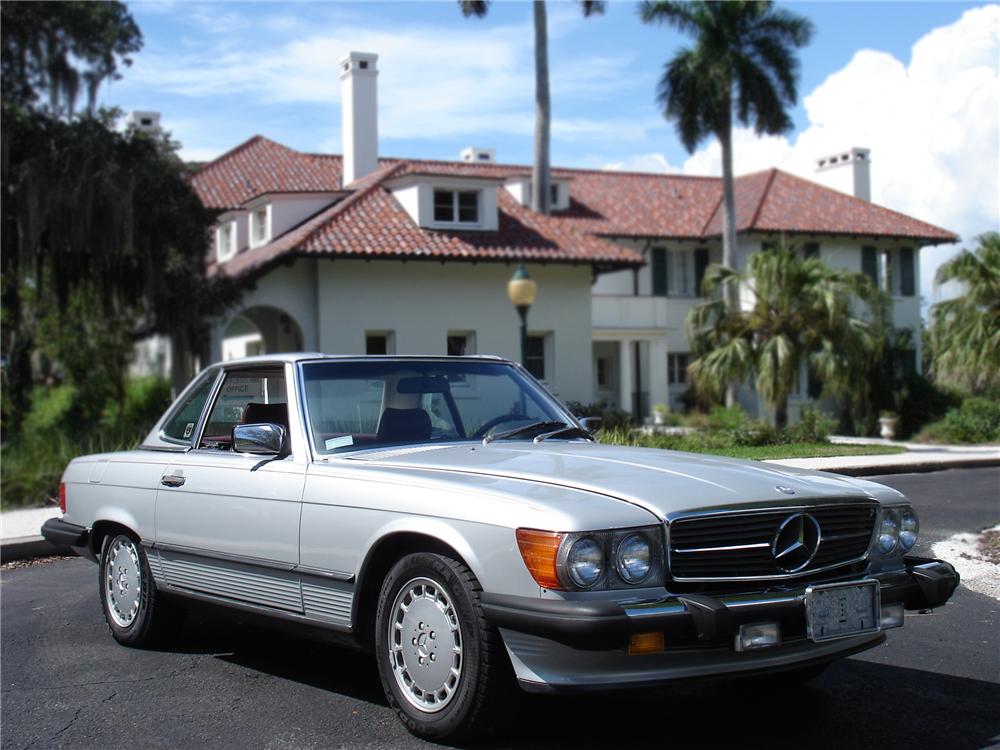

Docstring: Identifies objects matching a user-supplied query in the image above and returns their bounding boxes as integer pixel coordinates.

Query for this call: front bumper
[483,556,959,692]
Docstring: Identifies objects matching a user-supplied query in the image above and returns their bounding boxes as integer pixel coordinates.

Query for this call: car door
[153,363,307,613]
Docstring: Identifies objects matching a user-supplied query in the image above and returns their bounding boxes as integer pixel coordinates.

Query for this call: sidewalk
[767,439,1000,476]
[1,505,63,563]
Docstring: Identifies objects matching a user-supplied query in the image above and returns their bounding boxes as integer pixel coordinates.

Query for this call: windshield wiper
[483,420,568,444]
[533,425,595,443]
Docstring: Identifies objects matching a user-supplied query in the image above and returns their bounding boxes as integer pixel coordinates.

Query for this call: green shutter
[862,246,879,286]
[651,248,667,296]
[900,247,915,296]
[694,248,709,296]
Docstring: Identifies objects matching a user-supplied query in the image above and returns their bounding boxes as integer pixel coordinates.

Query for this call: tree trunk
[169,331,192,397]
[718,110,739,407]
[775,394,789,430]
[531,0,551,216]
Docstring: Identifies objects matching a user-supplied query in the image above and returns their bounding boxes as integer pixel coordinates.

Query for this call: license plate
[805,580,880,642]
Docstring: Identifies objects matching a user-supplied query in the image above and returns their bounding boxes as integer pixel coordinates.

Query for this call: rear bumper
[40,518,90,548]
[484,556,959,692]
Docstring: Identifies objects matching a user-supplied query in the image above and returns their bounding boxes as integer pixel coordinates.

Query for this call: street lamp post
[507,264,537,367]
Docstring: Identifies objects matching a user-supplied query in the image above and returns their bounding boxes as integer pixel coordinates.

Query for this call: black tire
[375,552,513,742]
[99,531,182,647]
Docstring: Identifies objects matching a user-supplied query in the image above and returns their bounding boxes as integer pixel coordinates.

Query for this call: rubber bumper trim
[40,518,89,547]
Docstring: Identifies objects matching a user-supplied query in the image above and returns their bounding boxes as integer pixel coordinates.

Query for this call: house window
[525,335,548,380]
[596,356,611,388]
[803,242,820,260]
[433,189,479,225]
[216,221,236,262]
[366,332,394,355]
[862,246,915,297]
[251,206,269,246]
[651,248,700,297]
[447,332,475,356]
[668,353,689,385]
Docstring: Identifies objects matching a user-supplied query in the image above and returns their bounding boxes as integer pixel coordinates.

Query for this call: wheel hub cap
[388,577,462,713]
[105,537,141,627]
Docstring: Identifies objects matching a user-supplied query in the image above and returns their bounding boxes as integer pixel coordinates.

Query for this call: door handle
[161,474,186,488]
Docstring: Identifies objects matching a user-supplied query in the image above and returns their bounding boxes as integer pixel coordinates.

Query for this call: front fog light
[735,622,781,652]
[566,537,603,588]
[878,510,900,555]
[899,508,919,551]
[616,534,652,584]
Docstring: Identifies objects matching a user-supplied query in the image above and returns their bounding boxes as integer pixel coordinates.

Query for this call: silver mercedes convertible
[43,354,959,742]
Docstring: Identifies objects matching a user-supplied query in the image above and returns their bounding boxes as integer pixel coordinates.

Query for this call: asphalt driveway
[2,467,998,750]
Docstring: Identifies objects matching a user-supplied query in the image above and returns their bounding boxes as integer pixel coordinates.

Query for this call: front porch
[592,330,672,421]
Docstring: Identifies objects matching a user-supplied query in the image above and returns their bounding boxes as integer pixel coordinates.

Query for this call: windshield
[300,359,572,455]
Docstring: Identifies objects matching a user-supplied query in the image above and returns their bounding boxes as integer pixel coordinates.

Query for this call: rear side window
[161,373,216,444]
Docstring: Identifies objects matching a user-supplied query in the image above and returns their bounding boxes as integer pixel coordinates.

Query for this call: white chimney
[340,51,379,186]
[815,147,871,201]
[124,110,161,133]
[461,147,496,164]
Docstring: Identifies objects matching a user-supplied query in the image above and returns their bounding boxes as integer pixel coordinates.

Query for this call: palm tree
[640,1,812,402]
[458,1,604,215]
[929,232,1000,395]
[686,243,880,428]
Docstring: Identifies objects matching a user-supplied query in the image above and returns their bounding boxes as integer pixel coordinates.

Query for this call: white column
[619,339,633,414]
[649,337,670,412]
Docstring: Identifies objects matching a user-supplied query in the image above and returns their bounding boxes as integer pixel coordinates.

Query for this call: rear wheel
[99,531,181,647]
[375,552,512,742]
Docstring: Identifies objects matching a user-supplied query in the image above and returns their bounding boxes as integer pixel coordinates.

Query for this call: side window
[160,373,216,445]
[199,370,288,450]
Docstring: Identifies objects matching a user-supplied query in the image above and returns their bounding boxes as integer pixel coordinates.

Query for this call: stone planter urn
[652,406,668,426]
[879,415,898,440]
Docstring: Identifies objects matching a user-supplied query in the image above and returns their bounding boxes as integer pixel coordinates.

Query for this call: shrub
[917,398,1000,444]
[894,375,962,440]
[565,400,635,431]
[789,409,837,443]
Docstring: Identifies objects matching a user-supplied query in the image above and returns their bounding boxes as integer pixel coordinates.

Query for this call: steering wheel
[471,413,536,440]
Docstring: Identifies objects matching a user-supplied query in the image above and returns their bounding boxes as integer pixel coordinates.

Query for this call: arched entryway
[221,306,304,360]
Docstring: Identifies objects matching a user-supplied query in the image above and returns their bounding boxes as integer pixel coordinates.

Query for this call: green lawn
[683,443,906,461]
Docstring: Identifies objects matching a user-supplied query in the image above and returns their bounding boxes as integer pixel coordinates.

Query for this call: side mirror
[233,423,287,456]
[577,416,602,433]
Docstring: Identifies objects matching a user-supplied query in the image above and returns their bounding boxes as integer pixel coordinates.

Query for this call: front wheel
[375,552,512,742]
[99,531,181,647]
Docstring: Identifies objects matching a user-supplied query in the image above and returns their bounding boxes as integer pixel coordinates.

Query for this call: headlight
[878,509,900,555]
[566,537,604,588]
[899,508,919,551]
[616,534,652,584]
[516,526,664,591]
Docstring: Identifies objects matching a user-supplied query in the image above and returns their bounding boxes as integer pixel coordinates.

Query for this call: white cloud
[605,5,1000,307]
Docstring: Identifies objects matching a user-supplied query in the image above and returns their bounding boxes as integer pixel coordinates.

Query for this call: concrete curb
[1,536,74,564]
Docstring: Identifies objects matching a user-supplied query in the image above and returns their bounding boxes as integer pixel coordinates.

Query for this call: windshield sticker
[325,435,354,451]
[182,422,194,439]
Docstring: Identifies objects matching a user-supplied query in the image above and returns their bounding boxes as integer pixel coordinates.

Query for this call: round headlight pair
[565,534,653,588]
[878,508,919,555]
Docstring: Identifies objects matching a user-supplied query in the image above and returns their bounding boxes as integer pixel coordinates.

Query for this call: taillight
[59,482,67,514]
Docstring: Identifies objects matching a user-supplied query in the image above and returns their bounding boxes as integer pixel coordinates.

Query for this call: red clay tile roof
[194,137,957,278]
[702,169,957,242]
[190,136,343,209]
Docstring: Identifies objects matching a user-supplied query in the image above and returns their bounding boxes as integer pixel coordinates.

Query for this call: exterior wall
[268,194,339,239]
[214,259,594,406]
[388,177,500,231]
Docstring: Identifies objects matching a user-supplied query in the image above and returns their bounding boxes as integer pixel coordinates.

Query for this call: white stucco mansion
[135,51,956,421]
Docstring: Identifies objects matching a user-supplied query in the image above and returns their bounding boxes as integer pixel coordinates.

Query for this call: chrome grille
[668,503,877,582]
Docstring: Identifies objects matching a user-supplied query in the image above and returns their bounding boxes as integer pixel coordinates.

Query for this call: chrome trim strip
[673,542,770,554]
[665,498,878,522]
[152,542,355,582]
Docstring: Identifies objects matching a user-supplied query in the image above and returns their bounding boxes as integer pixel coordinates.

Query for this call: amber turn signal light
[628,631,665,655]
[515,528,564,590]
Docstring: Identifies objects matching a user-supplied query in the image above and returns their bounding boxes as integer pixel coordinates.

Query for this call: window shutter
[651,248,667,296]
[694,248,709,295]
[899,247,915,296]
[804,242,820,259]
[862,246,879,286]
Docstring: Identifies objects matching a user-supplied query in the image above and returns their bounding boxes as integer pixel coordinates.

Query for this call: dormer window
[216,221,236,262]
[433,189,479,225]
[250,205,270,247]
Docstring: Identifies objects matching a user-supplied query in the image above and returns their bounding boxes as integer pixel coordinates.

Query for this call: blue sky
[107,1,999,305]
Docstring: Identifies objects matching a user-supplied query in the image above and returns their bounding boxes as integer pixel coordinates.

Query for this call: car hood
[347,441,899,519]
